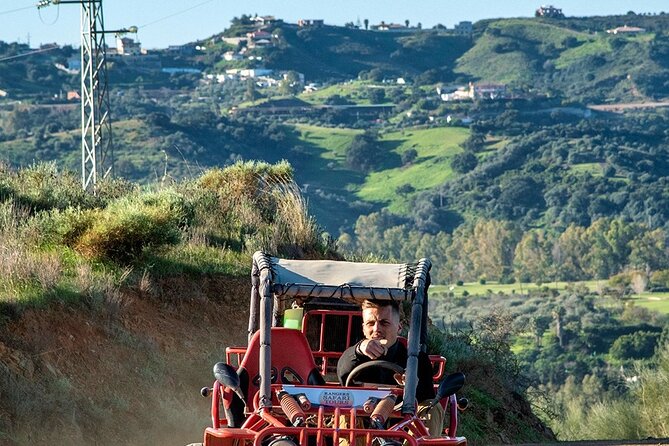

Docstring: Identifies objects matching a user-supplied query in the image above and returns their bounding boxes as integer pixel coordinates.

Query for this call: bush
[75,190,191,263]
[0,162,97,213]
[345,132,382,173]
[609,331,659,360]
[451,151,478,174]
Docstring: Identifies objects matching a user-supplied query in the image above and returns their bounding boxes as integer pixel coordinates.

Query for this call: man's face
[362,305,401,347]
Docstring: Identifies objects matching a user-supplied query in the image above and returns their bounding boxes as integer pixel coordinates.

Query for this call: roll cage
[248,251,432,416]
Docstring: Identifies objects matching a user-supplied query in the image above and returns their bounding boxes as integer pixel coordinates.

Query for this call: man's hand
[359,339,388,359]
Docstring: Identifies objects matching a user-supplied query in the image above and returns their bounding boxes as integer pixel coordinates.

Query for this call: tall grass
[0,161,335,310]
[0,201,63,302]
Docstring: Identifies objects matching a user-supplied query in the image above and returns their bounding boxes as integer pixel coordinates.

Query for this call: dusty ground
[0,275,249,446]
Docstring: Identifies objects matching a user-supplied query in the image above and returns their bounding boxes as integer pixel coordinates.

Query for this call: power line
[0,5,35,16]
[0,44,60,62]
[138,0,217,29]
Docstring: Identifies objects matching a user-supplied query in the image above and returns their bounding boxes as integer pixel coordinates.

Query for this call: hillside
[458,17,669,102]
[0,164,553,445]
[0,275,250,445]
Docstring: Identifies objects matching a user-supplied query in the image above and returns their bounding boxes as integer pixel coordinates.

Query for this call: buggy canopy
[252,251,431,302]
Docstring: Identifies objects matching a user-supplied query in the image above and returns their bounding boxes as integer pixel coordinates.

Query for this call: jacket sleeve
[417,351,436,401]
[337,342,366,386]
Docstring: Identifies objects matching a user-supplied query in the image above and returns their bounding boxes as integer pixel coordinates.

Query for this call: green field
[629,293,669,313]
[432,281,669,314]
[432,280,598,296]
[292,124,470,227]
[355,127,469,212]
[299,80,376,105]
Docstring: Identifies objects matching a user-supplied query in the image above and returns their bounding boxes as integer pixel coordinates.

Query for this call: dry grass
[0,201,63,299]
[274,184,322,254]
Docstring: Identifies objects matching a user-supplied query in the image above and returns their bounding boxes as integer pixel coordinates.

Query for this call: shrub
[75,190,191,263]
[2,162,97,213]
[609,331,659,360]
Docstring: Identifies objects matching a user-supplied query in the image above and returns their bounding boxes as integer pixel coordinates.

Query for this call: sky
[1,0,668,49]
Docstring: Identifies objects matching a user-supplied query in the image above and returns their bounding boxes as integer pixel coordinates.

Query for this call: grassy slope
[299,81,372,105]
[455,18,665,102]
[455,19,586,84]
[292,124,470,230]
[356,127,468,213]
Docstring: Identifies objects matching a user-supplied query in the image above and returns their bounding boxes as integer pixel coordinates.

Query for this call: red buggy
[194,252,467,446]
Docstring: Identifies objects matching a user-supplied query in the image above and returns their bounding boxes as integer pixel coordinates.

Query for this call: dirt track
[588,101,669,112]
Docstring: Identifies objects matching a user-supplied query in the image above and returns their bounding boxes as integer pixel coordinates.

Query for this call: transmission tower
[79,0,113,191]
[38,0,135,191]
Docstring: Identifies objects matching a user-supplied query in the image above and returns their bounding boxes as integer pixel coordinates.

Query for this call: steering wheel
[345,360,406,387]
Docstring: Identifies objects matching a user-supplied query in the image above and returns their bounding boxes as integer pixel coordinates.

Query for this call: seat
[237,327,326,409]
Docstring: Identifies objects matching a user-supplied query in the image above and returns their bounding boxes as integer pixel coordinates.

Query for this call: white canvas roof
[271,257,410,289]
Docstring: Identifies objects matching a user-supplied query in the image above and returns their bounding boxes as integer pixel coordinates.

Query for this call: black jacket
[337,340,435,402]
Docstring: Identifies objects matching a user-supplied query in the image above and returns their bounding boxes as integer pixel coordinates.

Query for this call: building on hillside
[67,90,80,101]
[535,5,564,18]
[607,25,646,34]
[372,22,409,31]
[116,37,141,55]
[251,15,278,27]
[223,51,244,61]
[162,67,201,75]
[471,82,507,99]
[454,21,473,35]
[297,19,324,27]
[240,68,275,78]
[439,86,472,101]
[246,30,273,48]
[0,89,8,98]
[221,37,248,46]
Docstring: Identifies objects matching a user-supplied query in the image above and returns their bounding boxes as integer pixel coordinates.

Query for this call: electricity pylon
[38,0,135,191]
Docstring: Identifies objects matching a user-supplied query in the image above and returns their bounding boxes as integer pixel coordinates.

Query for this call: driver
[336,299,444,435]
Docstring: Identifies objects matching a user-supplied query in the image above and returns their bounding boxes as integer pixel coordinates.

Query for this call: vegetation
[3,12,669,444]
[0,161,336,308]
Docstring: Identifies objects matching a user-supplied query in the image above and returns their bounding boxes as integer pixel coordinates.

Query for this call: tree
[610,332,658,360]
[451,151,478,173]
[363,18,369,30]
[514,230,552,284]
[552,225,588,281]
[395,184,415,196]
[280,71,302,96]
[367,88,386,104]
[629,228,669,272]
[631,271,649,295]
[244,78,259,102]
[345,131,382,172]
[405,19,410,28]
[401,148,418,165]
[464,219,520,281]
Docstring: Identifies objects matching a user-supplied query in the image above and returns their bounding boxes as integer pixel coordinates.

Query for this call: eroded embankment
[0,275,249,446]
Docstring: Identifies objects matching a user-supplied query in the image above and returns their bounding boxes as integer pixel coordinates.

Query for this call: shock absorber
[370,394,397,429]
[276,390,306,426]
